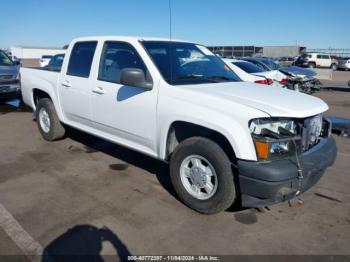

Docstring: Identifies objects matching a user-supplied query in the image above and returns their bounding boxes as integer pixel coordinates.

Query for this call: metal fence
[207,46,263,58]
[307,48,350,58]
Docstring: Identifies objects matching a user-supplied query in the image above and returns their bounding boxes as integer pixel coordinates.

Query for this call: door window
[67,41,97,78]
[98,41,148,84]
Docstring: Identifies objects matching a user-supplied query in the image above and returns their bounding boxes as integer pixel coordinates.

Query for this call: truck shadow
[0,100,32,115]
[65,127,177,200]
[42,224,131,262]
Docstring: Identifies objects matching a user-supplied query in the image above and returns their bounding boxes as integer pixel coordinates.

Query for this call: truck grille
[0,75,14,81]
[0,79,19,85]
[302,114,323,151]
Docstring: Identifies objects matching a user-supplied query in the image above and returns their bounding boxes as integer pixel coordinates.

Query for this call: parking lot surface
[0,90,350,259]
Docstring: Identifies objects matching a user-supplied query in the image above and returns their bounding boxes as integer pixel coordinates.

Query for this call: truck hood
[185,82,328,118]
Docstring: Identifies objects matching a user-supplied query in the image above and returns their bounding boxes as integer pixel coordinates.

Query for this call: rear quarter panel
[20,67,65,121]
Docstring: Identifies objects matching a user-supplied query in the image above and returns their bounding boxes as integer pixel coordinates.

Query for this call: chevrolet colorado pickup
[21,36,337,214]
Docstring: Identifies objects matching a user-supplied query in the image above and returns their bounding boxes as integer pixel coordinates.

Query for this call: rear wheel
[331,63,337,71]
[170,137,236,214]
[36,98,65,141]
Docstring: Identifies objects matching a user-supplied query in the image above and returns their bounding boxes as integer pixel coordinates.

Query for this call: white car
[20,36,337,214]
[39,55,53,67]
[338,57,350,71]
[223,59,288,88]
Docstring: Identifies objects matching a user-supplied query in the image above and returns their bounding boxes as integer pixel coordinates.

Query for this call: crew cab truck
[21,36,337,214]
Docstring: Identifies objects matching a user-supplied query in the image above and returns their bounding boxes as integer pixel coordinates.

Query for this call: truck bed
[20,67,61,109]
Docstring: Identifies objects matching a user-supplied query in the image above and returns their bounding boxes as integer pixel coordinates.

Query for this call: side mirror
[120,68,153,90]
[14,61,21,66]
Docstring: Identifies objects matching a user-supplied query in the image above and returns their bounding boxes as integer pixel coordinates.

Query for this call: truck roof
[71,35,190,43]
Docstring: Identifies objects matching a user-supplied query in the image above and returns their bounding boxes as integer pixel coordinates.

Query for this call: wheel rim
[39,108,51,133]
[180,155,218,200]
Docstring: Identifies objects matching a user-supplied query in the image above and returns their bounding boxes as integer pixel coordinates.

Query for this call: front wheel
[331,64,337,71]
[170,137,236,214]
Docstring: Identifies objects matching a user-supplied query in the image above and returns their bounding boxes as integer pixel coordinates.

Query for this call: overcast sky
[1,0,349,49]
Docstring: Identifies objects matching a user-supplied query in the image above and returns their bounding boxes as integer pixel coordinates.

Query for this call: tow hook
[288,197,304,207]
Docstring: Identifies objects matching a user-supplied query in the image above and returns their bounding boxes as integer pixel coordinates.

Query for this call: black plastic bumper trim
[238,136,337,207]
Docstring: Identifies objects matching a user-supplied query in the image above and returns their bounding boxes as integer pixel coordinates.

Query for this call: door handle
[61,81,71,88]
[92,86,106,95]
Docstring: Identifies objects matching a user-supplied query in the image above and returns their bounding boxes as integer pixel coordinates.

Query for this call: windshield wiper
[176,75,234,83]
[176,74,218,83]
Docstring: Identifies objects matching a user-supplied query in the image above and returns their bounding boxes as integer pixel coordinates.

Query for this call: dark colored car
[45,53,65,71]
[0,50,21,102]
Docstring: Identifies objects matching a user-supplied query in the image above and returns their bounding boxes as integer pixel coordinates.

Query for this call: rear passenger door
[323,55,331,67]
[59,41,97,127]
[91,41,158,155]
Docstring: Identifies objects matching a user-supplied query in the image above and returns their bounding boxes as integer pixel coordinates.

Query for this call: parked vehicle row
[223,59,286,88]
[20,36,337,214]
[236,57,321,94]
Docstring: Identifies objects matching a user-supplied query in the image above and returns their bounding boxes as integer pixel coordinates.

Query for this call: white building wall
[9,46,64,59]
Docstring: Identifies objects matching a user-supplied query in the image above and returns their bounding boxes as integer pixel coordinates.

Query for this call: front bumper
[338,64,350,70]
[0,84,21,102]
[238,136,337,208]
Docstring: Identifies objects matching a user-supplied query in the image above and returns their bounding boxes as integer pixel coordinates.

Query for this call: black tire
[308,63,316,69]
[170,137,236,214]
[36,98,65,141]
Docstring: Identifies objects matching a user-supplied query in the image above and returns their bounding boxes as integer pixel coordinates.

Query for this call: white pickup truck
[21,36,337,214]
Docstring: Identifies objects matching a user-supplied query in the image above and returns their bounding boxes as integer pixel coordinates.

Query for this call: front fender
[157,96,266,161]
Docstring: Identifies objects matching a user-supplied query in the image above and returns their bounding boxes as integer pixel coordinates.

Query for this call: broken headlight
[250,119,297,135]
[249,118,301,161]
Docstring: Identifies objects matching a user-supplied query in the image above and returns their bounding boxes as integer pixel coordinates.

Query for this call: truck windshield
[142,41,240,85]
[0,51,14,66]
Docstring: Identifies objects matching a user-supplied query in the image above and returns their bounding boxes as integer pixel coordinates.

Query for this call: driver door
[91,41,158,154]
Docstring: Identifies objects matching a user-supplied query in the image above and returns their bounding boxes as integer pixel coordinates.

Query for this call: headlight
[249,118,301,161]
[250,118,297,135]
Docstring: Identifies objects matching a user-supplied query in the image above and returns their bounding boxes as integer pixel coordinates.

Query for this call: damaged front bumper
[238,136,337,208]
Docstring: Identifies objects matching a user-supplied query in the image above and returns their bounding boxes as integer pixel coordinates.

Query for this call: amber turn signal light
[255,141,269,160]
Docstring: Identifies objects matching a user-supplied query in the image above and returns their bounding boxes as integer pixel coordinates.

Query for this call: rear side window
[233,61,265,73]
[67,41,97,78]
[98,41,148,84]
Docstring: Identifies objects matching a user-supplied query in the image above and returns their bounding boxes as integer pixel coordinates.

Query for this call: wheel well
[33,89,51,105]
[166,121,236,162]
